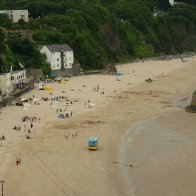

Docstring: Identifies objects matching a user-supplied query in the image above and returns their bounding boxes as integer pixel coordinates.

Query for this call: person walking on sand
[18,158,21,165]
[97,84,100,92]
[64,133,68,139]
[70,111,73,117]
[31,123,33,129]
[16,158,21,165]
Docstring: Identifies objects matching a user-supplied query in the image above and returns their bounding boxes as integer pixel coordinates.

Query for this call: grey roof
[44,44,72,52]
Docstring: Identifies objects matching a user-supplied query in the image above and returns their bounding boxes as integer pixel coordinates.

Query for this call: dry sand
[0,57,195,196]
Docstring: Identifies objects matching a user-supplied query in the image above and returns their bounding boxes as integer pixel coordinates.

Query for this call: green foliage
[0,14,12,28]
[134,45,154,58]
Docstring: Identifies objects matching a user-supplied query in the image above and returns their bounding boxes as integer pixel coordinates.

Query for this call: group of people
[64,132,77,139]
[13,126,21,130]
[22,115,41,123]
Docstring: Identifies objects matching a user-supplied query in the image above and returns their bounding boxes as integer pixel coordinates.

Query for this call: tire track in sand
[25,145,79,196]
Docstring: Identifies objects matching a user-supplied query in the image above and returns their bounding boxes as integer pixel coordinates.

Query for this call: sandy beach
[0,57,196,196]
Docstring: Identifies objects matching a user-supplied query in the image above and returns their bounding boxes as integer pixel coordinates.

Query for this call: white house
[0,10,29,22]
[39,44,74,71]
[169,0,175,6]
[0,70,27,97]
[11,70,27,90]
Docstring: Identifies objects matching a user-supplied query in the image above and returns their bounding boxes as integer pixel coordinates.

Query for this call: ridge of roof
[43,44,72,52]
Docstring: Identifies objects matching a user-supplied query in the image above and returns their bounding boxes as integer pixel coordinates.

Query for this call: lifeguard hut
[88,137,98,150]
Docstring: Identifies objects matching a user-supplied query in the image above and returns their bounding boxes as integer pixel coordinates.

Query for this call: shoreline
[0,57,195,195]
[127,51,196,64]
[119,64,196,195]
[122,107,196,196]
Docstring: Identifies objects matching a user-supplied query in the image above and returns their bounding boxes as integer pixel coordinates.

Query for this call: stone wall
[52,63,80,78]
[0,83,34,108]
[0,99,7,108]
[190,91,196,106]
[186,91,196,113]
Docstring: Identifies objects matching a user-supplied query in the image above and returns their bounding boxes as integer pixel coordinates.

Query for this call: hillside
[0,0,195,74]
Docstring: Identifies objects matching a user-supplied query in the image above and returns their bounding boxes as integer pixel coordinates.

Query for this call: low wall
[186,91,196,113]
[52,63,80,78]
[0,99,7,108]
[0,86,34,109]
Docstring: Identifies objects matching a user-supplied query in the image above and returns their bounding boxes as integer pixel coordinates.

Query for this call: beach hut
[34,80,45,90]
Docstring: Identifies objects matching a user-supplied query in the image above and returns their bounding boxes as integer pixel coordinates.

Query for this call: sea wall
[52,63,81,78]
[186,91,196,113]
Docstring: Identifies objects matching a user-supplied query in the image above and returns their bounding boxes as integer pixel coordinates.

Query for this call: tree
[0,27,7,72]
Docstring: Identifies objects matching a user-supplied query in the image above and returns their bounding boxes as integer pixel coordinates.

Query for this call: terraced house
[39,44,80,77]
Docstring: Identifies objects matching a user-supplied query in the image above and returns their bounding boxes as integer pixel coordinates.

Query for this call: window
[57,58,59,61]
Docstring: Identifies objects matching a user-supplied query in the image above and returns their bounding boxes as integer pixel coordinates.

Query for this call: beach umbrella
[116,72,124,81]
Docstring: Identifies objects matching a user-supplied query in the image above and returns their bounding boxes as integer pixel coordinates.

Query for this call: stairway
[6,97,13,105]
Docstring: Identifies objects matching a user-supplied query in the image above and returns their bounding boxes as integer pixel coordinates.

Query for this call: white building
[11,70,27,90]
[169,0,175,6]
[0,70,26,97]
[0,73,12,95]
[0,10,29,23]
[39,44,74,71]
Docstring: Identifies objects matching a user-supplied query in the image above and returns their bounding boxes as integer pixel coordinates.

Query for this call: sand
[0,57,195,196]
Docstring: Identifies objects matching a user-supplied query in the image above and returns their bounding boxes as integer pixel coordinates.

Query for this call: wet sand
[123,111,196,196]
